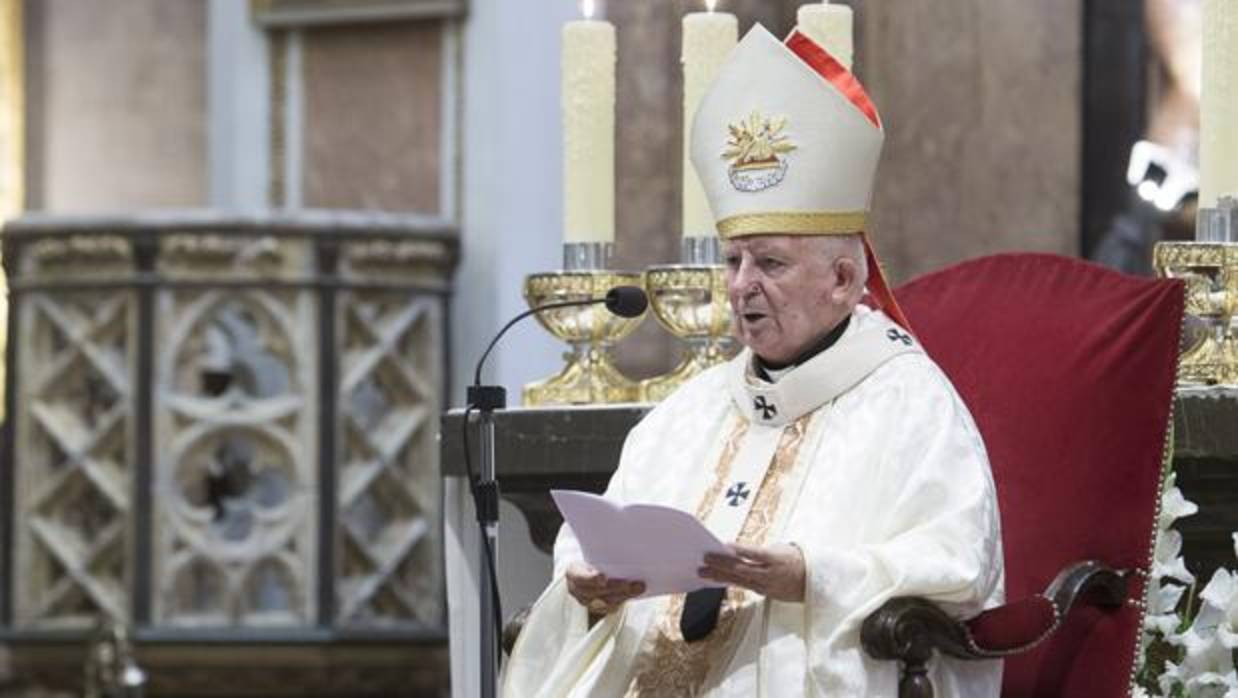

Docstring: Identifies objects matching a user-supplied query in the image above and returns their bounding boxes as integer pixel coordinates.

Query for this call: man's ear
[831,256,863,302]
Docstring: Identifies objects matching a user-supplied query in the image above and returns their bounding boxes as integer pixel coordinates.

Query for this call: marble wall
[22,0,208,211]
[853,0,1081,280]
[302,21,444,213]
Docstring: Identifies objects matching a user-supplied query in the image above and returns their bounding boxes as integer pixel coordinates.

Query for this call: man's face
[724,235,855,365]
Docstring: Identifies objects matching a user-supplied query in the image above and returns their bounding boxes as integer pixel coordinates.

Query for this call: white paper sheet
[550,489,729,597]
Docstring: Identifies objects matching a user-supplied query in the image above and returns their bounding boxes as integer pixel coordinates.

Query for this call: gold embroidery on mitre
[624,414,814,697]
[722,111,797,193]
[717,210,870,238]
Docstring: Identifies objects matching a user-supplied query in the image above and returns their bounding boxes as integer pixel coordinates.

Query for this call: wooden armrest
[859,561,1129,698]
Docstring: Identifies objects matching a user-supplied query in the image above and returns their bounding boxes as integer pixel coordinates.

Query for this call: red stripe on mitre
[784,30,881,130]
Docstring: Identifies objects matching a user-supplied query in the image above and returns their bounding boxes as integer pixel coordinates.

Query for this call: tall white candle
[682,3,737,239]
[562,1,616,244]
[1200,0,1238,208]
[796,0,854,70]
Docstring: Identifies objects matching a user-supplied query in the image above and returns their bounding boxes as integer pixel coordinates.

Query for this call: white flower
[1159,482,1198,531]
[1136,485,1237,698]
[1169,568,1238,696]
[1154,528,1196,586]
[1145,581,1187,636]
[1196,568,1238,649]
[1181,669,1238,698]
[1160,659,1185,696]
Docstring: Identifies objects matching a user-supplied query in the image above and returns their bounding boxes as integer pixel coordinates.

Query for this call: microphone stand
[466,381,504,698]
[468,294,635,698]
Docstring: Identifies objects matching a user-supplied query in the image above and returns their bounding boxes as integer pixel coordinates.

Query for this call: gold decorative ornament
[1153,240,1238,384]
[639,264,738,402]
[723,111,796,192]
[522,270,646,406]
[715,210,869,238]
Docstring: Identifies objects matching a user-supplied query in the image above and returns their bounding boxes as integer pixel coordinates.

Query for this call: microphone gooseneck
[472,286,648,387]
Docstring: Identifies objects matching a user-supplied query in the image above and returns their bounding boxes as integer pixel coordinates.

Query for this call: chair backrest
[895,253,1184,698]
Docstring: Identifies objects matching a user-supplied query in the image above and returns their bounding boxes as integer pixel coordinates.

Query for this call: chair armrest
[967,560,1127,654]
[861,596,979,663]
[859,561,1129,698]
[1043,559,1128,615]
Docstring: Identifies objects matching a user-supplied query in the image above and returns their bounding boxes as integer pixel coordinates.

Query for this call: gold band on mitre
[716,210,869,238]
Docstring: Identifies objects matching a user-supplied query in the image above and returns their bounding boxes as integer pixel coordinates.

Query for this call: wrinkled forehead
[722,234,815,256]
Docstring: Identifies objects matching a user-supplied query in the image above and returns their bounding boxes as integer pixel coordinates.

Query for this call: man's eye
[759,258,785,270]
[724,256,741,268]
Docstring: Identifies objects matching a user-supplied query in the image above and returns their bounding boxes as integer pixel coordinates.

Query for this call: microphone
[604,285,648,318]
[471,285,648,389]
[462,284,648,685]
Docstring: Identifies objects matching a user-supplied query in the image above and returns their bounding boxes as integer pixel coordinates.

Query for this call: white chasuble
[502,307,1005,698]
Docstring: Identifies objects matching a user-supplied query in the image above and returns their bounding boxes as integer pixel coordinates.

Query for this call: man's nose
[729,259,760,294]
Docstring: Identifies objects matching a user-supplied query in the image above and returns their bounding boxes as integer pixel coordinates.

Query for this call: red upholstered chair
[861,253,1185,698]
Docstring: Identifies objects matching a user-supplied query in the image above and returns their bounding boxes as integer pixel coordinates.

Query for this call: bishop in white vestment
[504,24,1004,698]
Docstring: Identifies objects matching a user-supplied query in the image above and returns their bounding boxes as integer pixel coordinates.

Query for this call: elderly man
[504,24,1003,697]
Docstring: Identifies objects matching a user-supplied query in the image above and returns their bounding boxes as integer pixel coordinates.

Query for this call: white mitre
[689,23,884,239]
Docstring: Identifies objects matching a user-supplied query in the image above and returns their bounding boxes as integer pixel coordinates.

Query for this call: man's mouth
[741,311,767,323]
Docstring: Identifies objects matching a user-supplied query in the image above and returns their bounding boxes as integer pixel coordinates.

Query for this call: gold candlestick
[639,264,736,401]
[522,269,646,406]
[1154,222,1238,384]
[1154,0,1238,385]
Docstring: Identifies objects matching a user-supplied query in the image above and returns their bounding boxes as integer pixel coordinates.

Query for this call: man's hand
[565,561,646,616]
[699,542,806,602]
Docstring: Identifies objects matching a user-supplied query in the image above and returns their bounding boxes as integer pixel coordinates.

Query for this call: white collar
[762,365,794,384]
[727,307,923,426]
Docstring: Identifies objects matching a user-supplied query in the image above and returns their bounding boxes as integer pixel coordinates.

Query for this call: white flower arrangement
[1136,471,1238,697]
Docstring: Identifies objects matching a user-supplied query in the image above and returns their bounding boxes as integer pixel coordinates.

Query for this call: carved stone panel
[152,288,318,627]
[336,291,442,627]
[20,234,133,280]
[13,291,136,628]
[158,233,311,282]
[2,215,457,697]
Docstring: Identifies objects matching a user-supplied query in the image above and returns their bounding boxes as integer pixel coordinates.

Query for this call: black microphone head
[604,286,648,318]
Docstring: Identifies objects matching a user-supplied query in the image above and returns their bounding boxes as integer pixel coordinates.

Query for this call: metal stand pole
[478,406,499,698]
[467,384,506,698]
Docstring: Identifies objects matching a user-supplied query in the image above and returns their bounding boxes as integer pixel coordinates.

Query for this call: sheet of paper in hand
[550,489,729,597]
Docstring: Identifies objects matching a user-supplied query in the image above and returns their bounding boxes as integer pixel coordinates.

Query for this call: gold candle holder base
[1153,240,1238,384]
[521,270,646,406]
[639,264,737,402]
